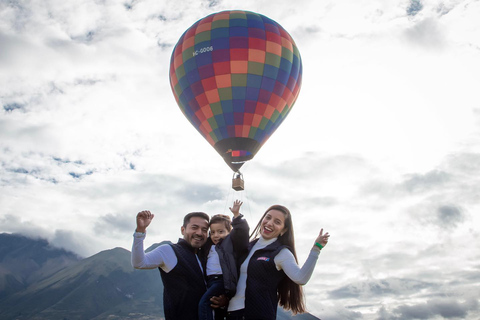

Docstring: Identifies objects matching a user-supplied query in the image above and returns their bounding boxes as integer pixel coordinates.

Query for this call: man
[132,210,215,319]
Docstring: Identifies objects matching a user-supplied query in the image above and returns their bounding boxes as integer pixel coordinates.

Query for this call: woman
[225,205,330,320]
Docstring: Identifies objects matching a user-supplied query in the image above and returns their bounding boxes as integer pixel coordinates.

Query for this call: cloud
[50,229,93,257]
[404,17,445,48]
[442,152,480,177]
[250,152,376,196]
[0,168,225,256]
[436,205,464,229]
[317,304,363,320]
[328,278,433,300]
[355,151,479,233]
[400,170,450,193]
[94,212,133,236]
[0,214,50,240]
[324,271,480,319]
[388,298,479,320]
[406,201,467,232]
[2,102,24,112]
[0,147,101,185]
[407,0,423,16]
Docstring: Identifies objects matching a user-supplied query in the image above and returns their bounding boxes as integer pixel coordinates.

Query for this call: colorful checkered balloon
[169,10,302,172]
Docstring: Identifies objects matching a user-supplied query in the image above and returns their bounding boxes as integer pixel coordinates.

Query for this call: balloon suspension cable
[224,187,235,215]
[224,176,251,221]
[232,170,244,191]
[243,186,253,224]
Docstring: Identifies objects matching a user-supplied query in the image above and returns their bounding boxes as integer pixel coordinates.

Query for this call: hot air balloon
[169,10,302,189]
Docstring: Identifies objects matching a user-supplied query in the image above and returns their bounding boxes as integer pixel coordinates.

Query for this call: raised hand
[314,228,330,249]
[229,200,243,218]
[136,210,154,233]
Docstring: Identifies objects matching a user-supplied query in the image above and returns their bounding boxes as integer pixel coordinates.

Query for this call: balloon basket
[232,172,244,191]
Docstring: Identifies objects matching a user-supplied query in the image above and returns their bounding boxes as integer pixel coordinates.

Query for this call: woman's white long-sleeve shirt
[228,236,321,312]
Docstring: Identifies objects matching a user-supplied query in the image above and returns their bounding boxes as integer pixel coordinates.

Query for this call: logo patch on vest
[257,257,270,261]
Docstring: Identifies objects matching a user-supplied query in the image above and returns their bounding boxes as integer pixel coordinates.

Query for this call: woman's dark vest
[159,238,206,320]
[244,239,288,320]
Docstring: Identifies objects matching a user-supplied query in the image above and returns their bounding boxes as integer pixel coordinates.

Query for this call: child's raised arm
[229,200,243,218]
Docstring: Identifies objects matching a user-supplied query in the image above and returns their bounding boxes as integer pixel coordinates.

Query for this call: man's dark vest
[159,238,206,320]
[244,239,288,320]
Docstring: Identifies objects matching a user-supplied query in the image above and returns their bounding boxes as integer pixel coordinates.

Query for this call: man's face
[181,216,209,249]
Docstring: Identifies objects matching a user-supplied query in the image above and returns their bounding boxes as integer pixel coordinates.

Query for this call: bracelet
[315,242,324,250]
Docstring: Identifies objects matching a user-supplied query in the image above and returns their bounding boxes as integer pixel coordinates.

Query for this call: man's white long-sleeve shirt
[131,232,177,272]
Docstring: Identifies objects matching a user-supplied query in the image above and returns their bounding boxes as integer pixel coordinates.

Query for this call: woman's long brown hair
[250,205,306,314]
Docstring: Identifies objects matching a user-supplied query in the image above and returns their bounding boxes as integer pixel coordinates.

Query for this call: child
[198,200,249,320]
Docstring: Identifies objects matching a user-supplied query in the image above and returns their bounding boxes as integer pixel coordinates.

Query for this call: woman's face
[260,209,286,240]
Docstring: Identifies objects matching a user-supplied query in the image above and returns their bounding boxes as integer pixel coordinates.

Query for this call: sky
[1,0,480,319]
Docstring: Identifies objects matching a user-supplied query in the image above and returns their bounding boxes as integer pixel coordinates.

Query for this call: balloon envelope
[169,10,302,172]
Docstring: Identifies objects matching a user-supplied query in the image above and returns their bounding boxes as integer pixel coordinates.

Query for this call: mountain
[0,233,81,300]
[0,233,320,319]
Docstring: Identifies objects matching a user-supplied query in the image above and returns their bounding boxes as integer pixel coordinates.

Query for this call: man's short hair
[183,212,210,228]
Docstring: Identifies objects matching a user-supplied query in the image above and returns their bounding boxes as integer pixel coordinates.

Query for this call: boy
[198,200,249,320]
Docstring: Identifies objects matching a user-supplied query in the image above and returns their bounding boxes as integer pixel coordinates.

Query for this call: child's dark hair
[209,214,232,231]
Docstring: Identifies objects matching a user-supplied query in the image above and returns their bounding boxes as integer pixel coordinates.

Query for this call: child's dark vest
[244,239,288,320]
[202,214,250,298]
[159,239,206,320]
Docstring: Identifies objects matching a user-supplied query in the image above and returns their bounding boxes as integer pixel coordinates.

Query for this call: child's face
[210,222,230,245]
